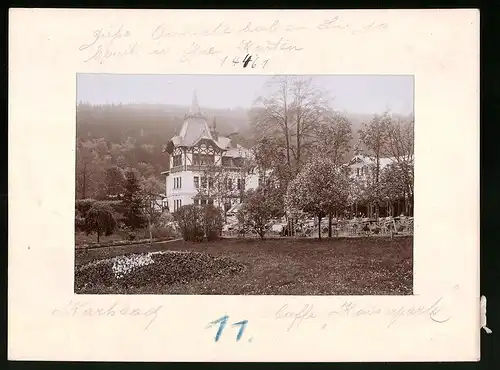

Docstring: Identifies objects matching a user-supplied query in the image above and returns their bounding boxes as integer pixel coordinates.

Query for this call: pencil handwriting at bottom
[275,296,453,332]
[275,303,316,332]
[51,300,163,330]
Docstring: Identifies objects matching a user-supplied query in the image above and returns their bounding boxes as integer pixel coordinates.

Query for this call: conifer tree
[122,169,146,230]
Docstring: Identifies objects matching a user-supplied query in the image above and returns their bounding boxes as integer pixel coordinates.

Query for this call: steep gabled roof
[166,90,225,152]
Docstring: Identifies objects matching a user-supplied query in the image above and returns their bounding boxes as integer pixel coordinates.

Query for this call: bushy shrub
[173,204,223,242]
[173,205,204,242]
[76,199,96,217]
[202,205,224,241]
[151,226,177,239]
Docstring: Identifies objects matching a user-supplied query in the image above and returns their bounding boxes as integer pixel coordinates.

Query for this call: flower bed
[75,250,245,293]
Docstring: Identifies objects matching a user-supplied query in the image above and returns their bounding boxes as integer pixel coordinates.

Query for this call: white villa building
[162,92,259,213]
[347,154,395,179]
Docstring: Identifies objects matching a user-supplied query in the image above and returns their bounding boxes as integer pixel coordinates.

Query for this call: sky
[77,74,414,115]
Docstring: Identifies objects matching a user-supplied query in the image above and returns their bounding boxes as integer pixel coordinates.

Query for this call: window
[194,176,199,189]
[173,155,182,167]
[227,178,233,190]
[193,154,200,165]
[356,168,360,176]
[208,177,214,189]
[201,199,207,205]
[237,178,242,190]
[208,199,214,205]
[221,157,232,167]
[194,199,199,206]
[174,177,182,189]
[201,176,207,189]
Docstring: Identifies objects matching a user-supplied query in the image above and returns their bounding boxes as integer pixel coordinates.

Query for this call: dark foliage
[75,251,245,294]
[173,204,223,242]
[83,202,117,243]
[122,169,146,230]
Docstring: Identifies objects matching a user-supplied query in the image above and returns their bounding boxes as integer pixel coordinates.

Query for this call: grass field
[75,236,413,295]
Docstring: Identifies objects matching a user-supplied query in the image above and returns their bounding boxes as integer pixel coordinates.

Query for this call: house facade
[346,154,395,179]
[162,92,259,213]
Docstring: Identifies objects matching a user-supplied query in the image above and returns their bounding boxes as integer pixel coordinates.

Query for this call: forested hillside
[75,102,401,199]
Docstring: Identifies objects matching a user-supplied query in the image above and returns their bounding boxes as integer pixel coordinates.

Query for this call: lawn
[74,236,413,295]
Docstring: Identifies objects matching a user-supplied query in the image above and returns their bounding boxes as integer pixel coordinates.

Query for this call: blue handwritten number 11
[208,315,248,342]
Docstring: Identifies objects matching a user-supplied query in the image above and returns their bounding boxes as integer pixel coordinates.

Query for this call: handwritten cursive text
[52,300,163,330]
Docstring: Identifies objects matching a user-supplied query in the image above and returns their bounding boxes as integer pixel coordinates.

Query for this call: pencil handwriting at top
[78,24,136,64]
[238,37,304,54]
[150,20,283,40]
[179,42,220,63]
[317,16,388,35]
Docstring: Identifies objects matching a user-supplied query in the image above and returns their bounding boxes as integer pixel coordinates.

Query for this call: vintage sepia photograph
[74,74,414,296]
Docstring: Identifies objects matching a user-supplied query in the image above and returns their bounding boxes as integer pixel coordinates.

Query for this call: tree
[196,163,235,222]
[358,112,391,183]
[379,164,407,216]
[250,76,330,171]
[83,202,117,243]
[289,77,330,168]
[196,152,255,222]
[122,169,146,231]
[384,116,415,215]
[140,176,165,244]
[251,137,295,234]
[103,166,125,199]
[251,76,292,167]
[313,112,353,165]
[286,157,350,239]
[76,140,99,199]
[347,174,368,217]
[239,186,284,239]
[358,112,392,216]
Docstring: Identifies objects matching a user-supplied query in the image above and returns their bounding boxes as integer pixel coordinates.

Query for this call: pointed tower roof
[190,90,200,114]
[165,91,226,153]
